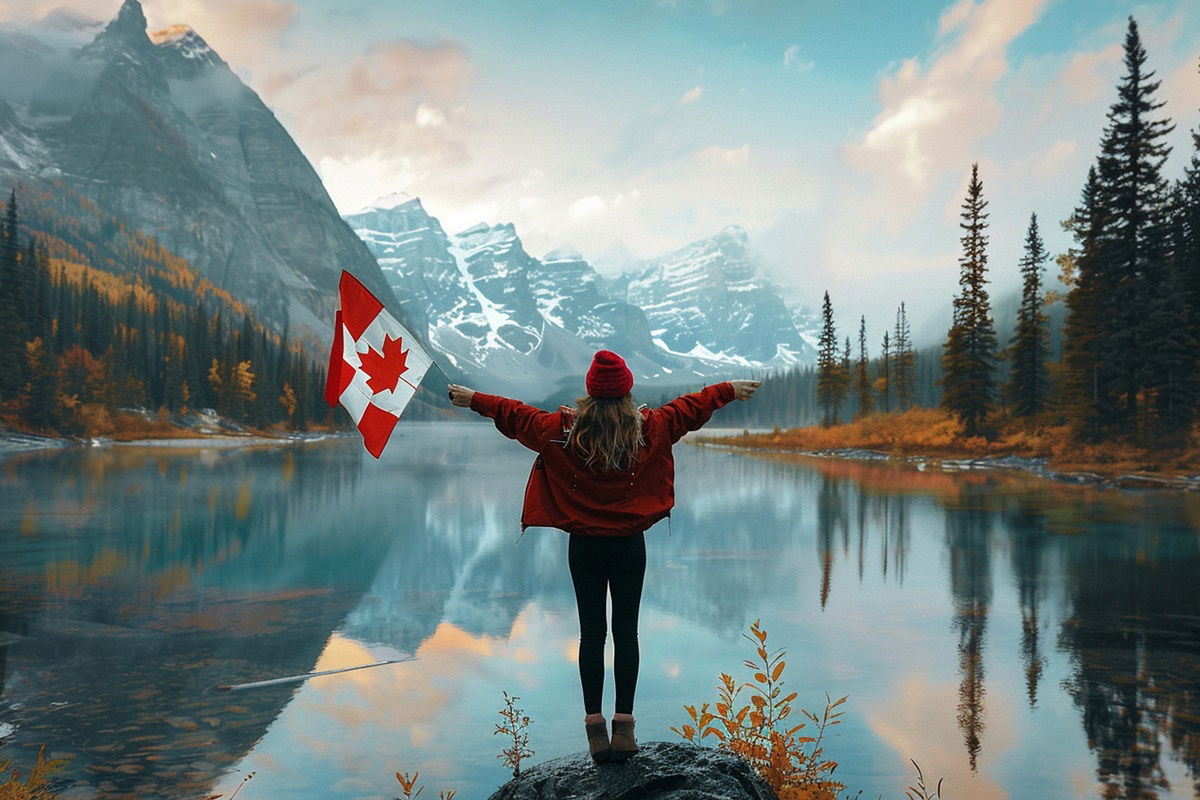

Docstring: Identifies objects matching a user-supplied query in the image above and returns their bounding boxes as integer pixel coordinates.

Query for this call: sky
[3,0,1200,342]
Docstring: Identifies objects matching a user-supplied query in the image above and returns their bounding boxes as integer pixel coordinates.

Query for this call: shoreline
[695,442,1200,491]
[0,429,349,457]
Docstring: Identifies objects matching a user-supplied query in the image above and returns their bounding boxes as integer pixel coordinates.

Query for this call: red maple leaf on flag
[359,334,411,394]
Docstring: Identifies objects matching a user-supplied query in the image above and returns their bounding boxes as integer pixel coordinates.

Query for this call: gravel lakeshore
[697,443,1200,492]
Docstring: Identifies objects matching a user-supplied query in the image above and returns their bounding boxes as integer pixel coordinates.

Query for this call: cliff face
[0,0,395,348]
[487,741,777,800]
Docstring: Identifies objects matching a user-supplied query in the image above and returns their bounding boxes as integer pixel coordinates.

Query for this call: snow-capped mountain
[348,195,816,396]
[0,0,393,347]
[347,195,697,396]
[619,225,812,367]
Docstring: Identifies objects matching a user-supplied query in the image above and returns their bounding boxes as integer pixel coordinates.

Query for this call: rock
[487,741,777,800]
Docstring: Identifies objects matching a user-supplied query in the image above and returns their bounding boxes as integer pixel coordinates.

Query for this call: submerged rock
[487,741,777,799]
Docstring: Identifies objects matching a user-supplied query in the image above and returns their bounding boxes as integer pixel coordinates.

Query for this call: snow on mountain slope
[347,195,817,396]
[622,226,815,368]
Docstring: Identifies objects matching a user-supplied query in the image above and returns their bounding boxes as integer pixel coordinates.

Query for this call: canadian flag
[325,270,434,458]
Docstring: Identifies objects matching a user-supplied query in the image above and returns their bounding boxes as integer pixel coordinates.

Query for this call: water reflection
[0,430,1198,799]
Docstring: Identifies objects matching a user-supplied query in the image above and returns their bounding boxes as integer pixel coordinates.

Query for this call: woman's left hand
[447,384,476,407]
[730,380,761,401]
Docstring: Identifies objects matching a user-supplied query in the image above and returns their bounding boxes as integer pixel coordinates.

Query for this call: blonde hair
[569,394,644,472]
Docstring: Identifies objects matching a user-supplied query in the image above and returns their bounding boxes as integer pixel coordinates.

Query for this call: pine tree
[892,302,915,410]
[816,290,839,426]
[1095,17,1177,436]
[836,335,852,422]
[940,163,999,437]
[0,189,27,401]
[1006,213,1051,416]
[878,330,891,413]
[1177,78,1200,333]
[855,315,874,418]
[1061,168,1111,440]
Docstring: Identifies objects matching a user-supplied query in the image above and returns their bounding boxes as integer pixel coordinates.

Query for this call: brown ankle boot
[610,715,638,763]
[585,715,610,764]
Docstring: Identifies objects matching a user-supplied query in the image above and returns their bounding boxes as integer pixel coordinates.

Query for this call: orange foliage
[50,257,156,311]
[672,620,847,800]
[707,408,1200,478]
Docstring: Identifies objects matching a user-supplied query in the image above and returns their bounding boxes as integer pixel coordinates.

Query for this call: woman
[447,350,759,764]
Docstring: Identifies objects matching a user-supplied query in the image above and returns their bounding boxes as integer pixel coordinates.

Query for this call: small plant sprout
[395,769,424,799]
[905,759,945,800]
[225,771,255,800]
[494,690,534,778]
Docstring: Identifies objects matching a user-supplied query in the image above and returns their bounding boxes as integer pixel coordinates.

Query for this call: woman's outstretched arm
[654,379,760,444]
[449,383,554,452]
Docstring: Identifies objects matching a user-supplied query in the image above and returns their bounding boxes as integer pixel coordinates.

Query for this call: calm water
[1,424,1199,800]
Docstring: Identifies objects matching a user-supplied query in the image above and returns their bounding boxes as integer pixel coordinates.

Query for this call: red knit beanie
[586,350,633,398]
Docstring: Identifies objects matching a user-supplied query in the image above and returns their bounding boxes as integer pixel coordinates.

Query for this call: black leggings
[568,531,647,715]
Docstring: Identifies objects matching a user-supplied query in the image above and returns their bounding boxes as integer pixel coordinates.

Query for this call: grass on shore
[704,407,1200,478]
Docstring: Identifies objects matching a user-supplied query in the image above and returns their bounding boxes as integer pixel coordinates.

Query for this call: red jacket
[470,383,736,537]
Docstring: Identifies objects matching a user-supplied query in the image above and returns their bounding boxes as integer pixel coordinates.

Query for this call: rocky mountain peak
[365,191,418,212]
[151,24,226,74]
[718,224,749,247]
[78,0,156,70]
[94,0,149,46]
[455,221,520,253]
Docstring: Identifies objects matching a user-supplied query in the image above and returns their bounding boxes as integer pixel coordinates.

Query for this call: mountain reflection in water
[0,424,1197,799]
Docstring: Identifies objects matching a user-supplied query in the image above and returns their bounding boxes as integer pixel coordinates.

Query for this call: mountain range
[346,194,818,397]
[0,0,817,401]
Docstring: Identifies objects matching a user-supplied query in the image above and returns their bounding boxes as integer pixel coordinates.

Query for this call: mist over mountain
[0,0,394,348]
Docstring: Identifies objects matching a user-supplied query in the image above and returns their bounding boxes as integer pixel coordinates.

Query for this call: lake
[1,423,1199,800]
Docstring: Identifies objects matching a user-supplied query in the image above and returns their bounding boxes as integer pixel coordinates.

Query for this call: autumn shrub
[0,745,68,800]
[671,619,847,800]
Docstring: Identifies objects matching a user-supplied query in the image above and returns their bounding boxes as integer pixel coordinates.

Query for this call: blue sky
[5,0,1200,339]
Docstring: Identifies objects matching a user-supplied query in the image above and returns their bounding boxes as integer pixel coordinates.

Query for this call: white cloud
[679,85,703,105]
[695,143,750,166]
[937,0,975,38]
[568,195,606,220]
[415,104,446,128]
[843,0,1050,231]
[783,44,813,71]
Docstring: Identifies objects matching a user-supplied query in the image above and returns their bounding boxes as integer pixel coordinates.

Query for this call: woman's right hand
[447,384,476,407]
[730,380,761,401]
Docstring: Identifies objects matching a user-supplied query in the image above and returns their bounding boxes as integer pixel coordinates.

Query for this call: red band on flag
[357,402,400,460]
[324,308,348,407]
[339,271,385,340]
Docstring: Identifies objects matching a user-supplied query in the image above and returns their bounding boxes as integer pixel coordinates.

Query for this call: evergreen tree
[1094,17,1177,435]
[892,302,915,411]
[1176,77,1200,334]
[855,315,874,418]
[1006,213,1051,416]
[878,330,891,413]
[0,189,27,401]
[836,335,852,423]
[816,290,840,426]
[1061,168,1111,440]
[1142,257,1198,439]
[940,163,999,437]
